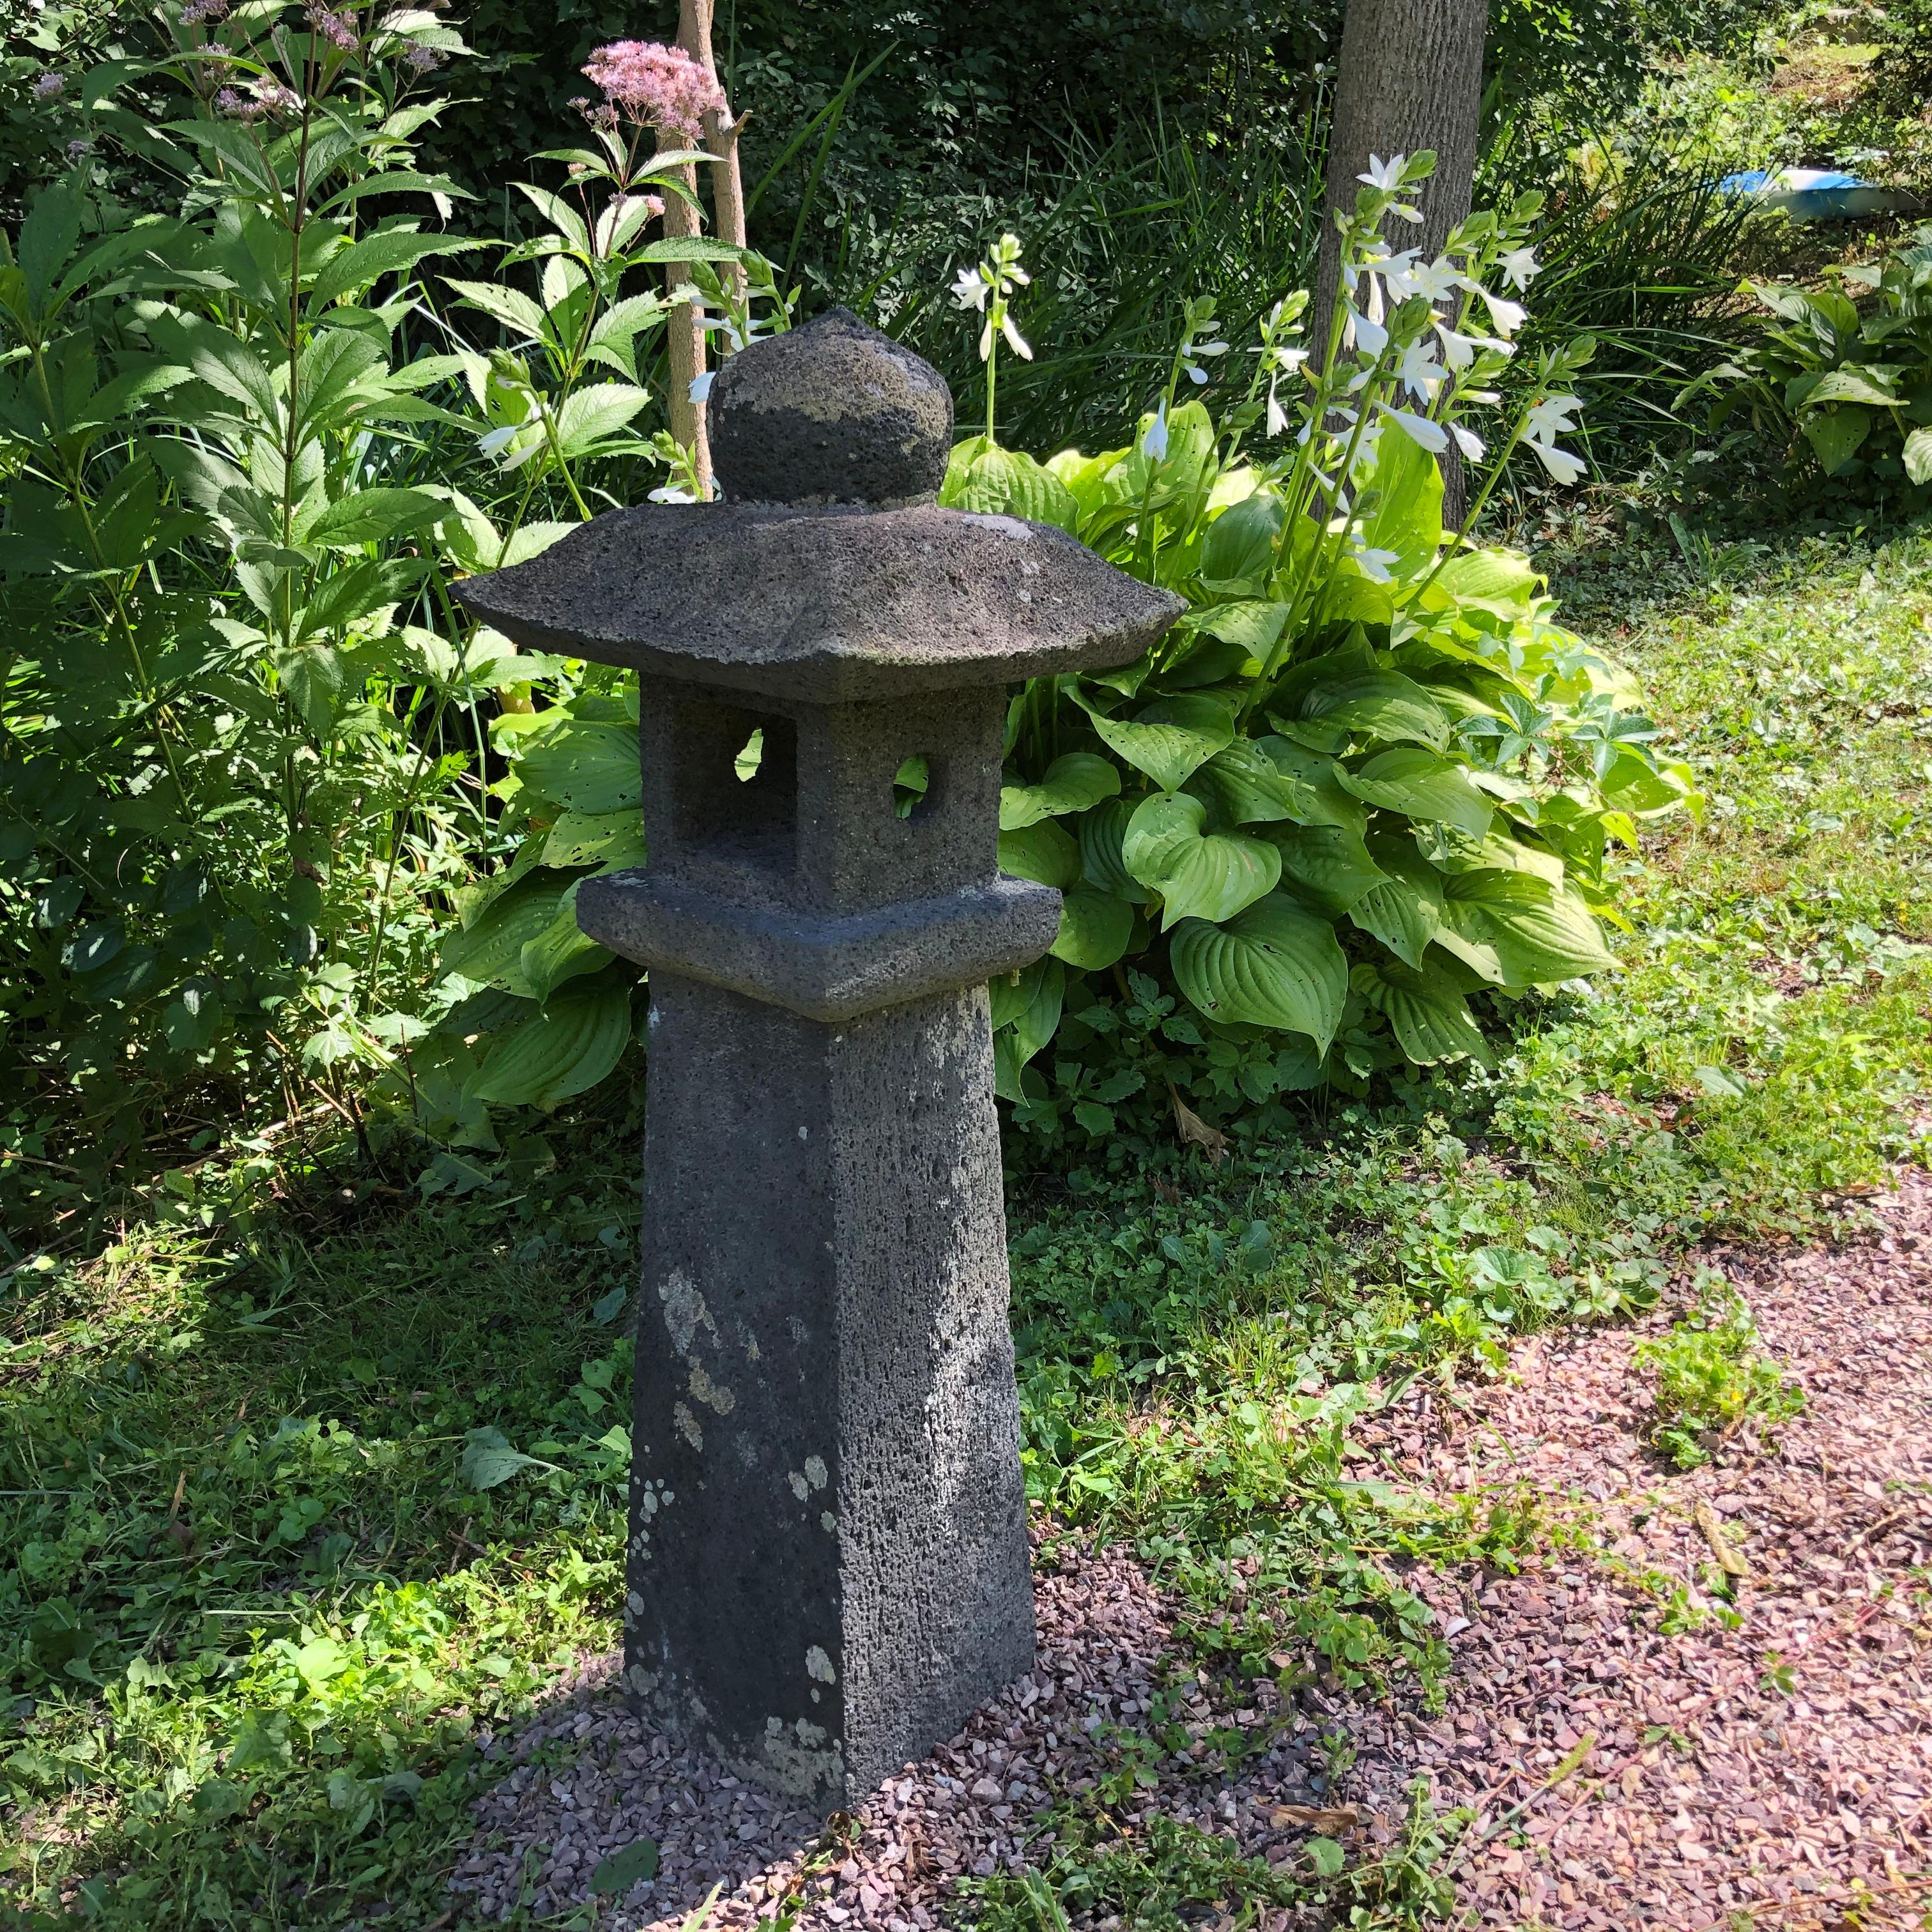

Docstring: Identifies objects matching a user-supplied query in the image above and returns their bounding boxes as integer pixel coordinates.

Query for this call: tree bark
[662,0,728,496]
[1315,0,1489,517]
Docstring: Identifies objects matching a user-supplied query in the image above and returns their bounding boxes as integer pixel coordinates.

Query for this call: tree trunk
[1315,0,1489,517]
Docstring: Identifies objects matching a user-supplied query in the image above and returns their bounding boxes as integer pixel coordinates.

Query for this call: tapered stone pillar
[459,310,1183,1809]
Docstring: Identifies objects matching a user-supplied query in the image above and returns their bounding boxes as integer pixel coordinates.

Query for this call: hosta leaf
[1077,799,1151,903]
[1192,599,1290,658]
[517,721,642,815]
[1802,369,1900,409]
[1121,792,1280,930]
[465,979,634,1107]
[1422,548,1541,618]
[1186,739,1323,827]
[1340,748,1494,837]
[1296,671,1448,751]
[1356,422,1443,577]
[441,880,565,995]
[999,818,1080,889]
[1169,894,1347,1048]
[1903,425,1932,486]
[1254,737,1368,833]
[542,808,648,871]
[999,752,1120,830]
[1266,824,1386,914]
[1050,885,1134,970]
[1346,834,1444,968]
[944,444,1081,534]
[1351,958,1492,1066]
[1199,493,1286,588]
[1442,869,1617,984]
[518,884,610,1001]
[991,956,1064,1100]
[1080,691,1234,791]
[1800,408,1869,475]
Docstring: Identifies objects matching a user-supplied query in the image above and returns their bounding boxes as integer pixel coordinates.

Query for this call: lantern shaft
[626,973,1034,1805]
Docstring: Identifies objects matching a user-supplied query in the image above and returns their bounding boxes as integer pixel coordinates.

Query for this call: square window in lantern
[669,696,797,872]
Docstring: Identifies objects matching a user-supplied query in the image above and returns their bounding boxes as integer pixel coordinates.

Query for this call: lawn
[3,521,1929,1927]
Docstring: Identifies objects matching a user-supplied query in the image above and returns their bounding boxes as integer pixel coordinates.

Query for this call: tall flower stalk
[952,233,1032,443]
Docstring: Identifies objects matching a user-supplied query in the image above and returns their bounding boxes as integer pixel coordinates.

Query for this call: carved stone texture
[458,309,1184,1810]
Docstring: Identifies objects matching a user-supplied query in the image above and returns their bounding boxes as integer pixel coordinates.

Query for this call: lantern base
[622,970,1036,1810]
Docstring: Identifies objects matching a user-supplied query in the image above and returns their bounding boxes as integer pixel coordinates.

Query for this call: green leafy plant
[940,157,1698,1149]
[0,6,781,1223]
[1631,1271,1805,1468]
[1685,224,1932,503]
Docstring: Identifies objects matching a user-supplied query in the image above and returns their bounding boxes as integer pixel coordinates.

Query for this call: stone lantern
[459,310,1183,1811]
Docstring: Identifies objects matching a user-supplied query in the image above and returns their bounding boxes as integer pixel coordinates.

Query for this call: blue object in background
[1717,166,1920,221]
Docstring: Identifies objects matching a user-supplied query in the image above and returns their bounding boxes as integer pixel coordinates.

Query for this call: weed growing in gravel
[1632,1273,1806,1469]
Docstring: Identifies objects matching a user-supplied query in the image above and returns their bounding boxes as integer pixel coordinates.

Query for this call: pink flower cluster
[305,2,356,50]
[31,72,65,101]
[581,40,723,141]
[215,76,299,121]
[180,0,229,24]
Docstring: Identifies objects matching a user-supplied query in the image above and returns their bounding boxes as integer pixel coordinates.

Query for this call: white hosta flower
[1141,400,1169,461]
[1479,288,1529,339]
[1434,322,1512,371]
[1181,339,1228,385]
[1349,535,1402,583]
[1528,439,1585,485]
[1266,344,1310,376]
[1357,152,1407,191]
[951,265,990,311]
[688,371,714,403]
[1385,255,1466,304]
[477,424,518,457]
[1381,404,1448,452]
[1266,378,1289,438]
[647,484,698,503]
[1524,393,1583,443]
[1395,343,1447,402]
[1450,422,1486,463]
[1002,311,1033,360]
[1346,304,1388,356]
[1496,246,1540,290]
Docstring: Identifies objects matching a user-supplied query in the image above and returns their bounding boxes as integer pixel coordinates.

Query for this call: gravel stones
[448,1162,1932,1928]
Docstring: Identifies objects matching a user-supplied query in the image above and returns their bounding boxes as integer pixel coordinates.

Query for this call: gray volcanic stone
[454,501,1184,705]
[453,306,1186,1814]
[624,972,1034,1807]
[708,307,952,509]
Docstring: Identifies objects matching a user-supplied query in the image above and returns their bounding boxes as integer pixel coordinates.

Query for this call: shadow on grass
[0,1142,647,1929]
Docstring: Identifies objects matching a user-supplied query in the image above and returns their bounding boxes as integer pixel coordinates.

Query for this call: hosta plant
[939,160,1699,1153]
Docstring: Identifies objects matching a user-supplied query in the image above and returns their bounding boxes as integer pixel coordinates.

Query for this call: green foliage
[1686,224,1932,506]
[0,1159,637,1928]
[1632,1271,1805,1467]
[4,521,1928,1925]
[0,5,786,1229]
[946,172,1696,1149]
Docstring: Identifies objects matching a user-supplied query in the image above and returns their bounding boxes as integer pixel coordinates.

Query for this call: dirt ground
[448,1169,1932,1931]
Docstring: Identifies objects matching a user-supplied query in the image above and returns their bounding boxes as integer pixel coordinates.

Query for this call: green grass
[3,524,1929,1929]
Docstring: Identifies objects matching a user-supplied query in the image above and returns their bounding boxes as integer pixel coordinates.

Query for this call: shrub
[934,162,1698,1156]
[0,6,751,1226]
[1685,224,1932,508]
